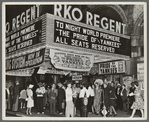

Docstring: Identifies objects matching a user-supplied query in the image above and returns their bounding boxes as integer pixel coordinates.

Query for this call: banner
[6,48,45,71]
[50,49,94,71]
[37,67,70,75]
[99,60,125,75]
[6,68,35,76]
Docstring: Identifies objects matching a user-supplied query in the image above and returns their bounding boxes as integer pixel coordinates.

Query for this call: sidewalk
[6,107,141,118]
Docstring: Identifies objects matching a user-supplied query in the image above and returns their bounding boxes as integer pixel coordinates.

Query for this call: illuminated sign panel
[6,48,45,71]
[6,20,42,54]
[54,20,131,56]
[99,60,126,75]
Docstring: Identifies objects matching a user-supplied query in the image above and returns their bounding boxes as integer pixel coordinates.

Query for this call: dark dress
[57,87,65,113]
[115,87,122,110]
[109,86,116,107]
[12,85,20,111]
[104,86,110,111]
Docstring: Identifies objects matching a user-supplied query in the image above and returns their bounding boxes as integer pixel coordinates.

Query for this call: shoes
[109,114,112,117]
[26,112,28,115]
[113,113,117,117]
[42,112,44,114]
[37,112,40,114]
[29,113,32,115]
[59,112,63,115]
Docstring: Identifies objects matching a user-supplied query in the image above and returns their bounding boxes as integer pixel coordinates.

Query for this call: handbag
[25,98,28,101]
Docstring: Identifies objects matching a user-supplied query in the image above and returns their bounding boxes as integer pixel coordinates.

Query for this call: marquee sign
[6,48,45,71]
[6,20,42,54]
[50,49,94,71]
[54,20,131,56]
[99,60,126,75]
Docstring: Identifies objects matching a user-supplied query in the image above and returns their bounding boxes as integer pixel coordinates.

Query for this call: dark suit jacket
[47,89,57,103]
[57,87,65,102]
[121,89,127,102]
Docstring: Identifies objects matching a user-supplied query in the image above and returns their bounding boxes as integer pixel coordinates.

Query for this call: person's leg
[50,102,53,115]
[36,97,40,113]
[20,101,23,109]
[41,97,44,113]
[140,109,144,118]
[26,107,29,114]
[130,109,136,117]
[53,101,56,115]
[111,106,117,115]
[65,101,69,117]
[29,108,32,115]
[70,101,74,117]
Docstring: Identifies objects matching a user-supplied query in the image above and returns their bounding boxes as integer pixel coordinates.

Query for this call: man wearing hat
[65,81,74,117]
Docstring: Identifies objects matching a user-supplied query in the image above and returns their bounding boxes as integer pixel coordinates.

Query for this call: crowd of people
[5,79,144,118]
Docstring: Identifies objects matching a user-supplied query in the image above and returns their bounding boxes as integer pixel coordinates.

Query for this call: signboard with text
[54,20,131,56]
[99,60,126,75]
[6,48,45,71]
[6,20,42,54]
[137,63,144,81]
[72,75,82,81]
[50,49,94,71]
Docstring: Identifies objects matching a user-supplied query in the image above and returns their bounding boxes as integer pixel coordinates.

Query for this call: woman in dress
[109,81,117,117]
[129,81,144,118]
[26,84,34,115]
[93,82,103,115]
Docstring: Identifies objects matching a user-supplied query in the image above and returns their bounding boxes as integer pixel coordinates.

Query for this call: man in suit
[47,84,58,116]
[57,82,65,115]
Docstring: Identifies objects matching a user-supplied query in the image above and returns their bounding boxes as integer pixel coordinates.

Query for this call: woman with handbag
[26,84,34,115]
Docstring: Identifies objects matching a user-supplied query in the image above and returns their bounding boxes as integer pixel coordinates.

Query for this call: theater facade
[6,4,140,88]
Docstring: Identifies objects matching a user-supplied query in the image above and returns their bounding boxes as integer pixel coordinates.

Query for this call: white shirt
[65,87,73,101]
[79,87,90,98]
[36,87,46,97]
[90,88,95,97]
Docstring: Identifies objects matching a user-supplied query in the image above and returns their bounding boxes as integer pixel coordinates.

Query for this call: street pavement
[6,107,142,118]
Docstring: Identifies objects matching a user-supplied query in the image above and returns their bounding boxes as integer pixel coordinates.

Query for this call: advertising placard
[6,20,42,54]
[99,60,125,75]
[54,20,131,56]
[137,63,144,81]
[50,49,94,71]
[6,48,45,71]
[72,75,82,81]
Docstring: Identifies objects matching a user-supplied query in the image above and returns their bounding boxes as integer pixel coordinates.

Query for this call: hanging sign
[99,60,125,75]
[6,48,45,71]
[50,49,94,71]
[72,75,82,81]
[6,68,35,76]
